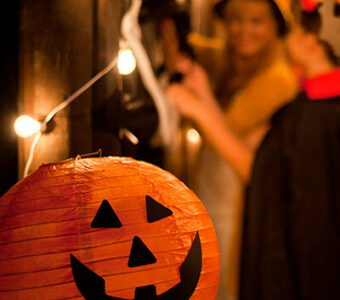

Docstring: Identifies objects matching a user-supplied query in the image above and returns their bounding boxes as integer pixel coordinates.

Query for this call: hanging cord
[43,57,118,125]
[121,0,179,146]
[23,57,118,177]
[23,132,42,178]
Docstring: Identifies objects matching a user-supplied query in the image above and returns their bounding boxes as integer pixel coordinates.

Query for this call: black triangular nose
[128,236,157,267]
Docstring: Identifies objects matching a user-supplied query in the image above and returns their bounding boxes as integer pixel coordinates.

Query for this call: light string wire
[44,57,118,125]
[23,132,41,178]
[23,0,178,177]
[23,57,118,177]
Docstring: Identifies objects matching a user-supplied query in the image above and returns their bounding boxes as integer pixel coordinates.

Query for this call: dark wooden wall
[16,0,146,178]
[18,0,97,176]
[1,0,166,189]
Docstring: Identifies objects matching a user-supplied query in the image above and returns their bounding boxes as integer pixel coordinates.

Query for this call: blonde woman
[168,1,298,299]
[167,4,340,300]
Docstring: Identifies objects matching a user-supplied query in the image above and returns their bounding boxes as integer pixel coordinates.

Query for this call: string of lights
[15,0,177,178]
[17,56,119,177]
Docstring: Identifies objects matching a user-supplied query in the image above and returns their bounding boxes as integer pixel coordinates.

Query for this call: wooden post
[18,0,95,177]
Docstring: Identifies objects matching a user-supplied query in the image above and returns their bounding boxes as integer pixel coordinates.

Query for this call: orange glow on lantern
[0,157,220,299]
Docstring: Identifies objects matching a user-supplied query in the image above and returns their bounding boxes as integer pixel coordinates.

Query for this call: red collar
[302,68,340,100]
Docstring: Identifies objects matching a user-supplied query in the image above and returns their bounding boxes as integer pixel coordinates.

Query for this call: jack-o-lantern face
[0,157,220,299]
[71,196,202,299]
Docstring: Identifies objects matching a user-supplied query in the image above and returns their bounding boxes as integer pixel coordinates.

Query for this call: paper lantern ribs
[0,157,220,299]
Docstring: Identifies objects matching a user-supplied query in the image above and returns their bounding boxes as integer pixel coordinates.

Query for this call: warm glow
[14,115,41,138]
[186,128,201,144]
[119,128,139,145]
[118,48,136,75]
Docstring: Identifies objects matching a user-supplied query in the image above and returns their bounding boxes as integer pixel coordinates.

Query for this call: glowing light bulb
[14,115,41,138]
[118,48,136,75]
[186,128,201,144]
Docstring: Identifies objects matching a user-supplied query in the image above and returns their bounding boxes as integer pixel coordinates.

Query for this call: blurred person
[175,1,298,299]
[167,5,340,300]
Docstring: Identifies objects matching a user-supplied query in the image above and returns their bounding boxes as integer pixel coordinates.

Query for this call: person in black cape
[239,8,340,300]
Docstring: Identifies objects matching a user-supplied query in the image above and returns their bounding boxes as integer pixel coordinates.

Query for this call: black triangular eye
[128,236,157,267]
[91,200,122,228]
[146,195,173,223]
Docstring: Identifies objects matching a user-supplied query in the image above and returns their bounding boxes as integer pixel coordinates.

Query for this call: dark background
[0,1,19,195]
[0,0,166,195]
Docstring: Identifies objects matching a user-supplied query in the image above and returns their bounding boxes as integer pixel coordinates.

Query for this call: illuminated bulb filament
[186,128,201,144]
[118,49,136,75]
[14,115,41,138]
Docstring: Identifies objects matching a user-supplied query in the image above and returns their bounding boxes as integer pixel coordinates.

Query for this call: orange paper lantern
[0,157,220,299]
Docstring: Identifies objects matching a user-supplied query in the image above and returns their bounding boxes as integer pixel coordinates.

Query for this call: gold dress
[195,44,298,300]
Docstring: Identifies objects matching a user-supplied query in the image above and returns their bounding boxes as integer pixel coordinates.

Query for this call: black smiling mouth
[70,231,202,300]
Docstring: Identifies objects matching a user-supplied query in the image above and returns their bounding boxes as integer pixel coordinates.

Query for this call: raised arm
[166,81,254,182]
